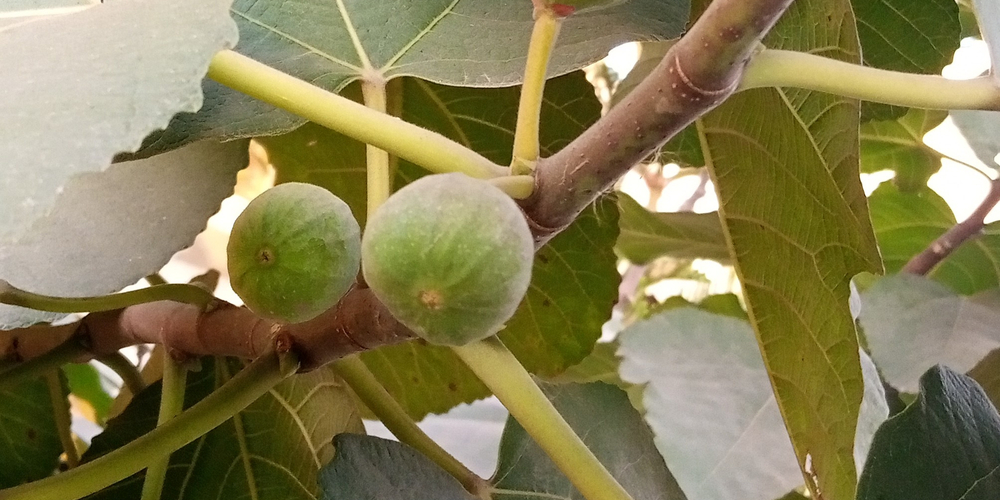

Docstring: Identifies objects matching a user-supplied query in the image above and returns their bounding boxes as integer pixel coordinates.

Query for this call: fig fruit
[228,182,361,324]
[361,173,534,345]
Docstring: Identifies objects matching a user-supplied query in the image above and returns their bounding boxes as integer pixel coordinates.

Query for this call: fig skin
[228,182,361,324]
[361,173,534,346]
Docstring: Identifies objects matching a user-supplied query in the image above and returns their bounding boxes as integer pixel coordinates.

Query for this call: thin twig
[903,177,1000,275]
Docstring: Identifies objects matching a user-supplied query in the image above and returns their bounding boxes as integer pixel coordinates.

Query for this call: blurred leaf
[857,366,1000,500]
[697,2,881,497]
[615,193,728,264]
[350,74,618,419]
[860,109,947,191]
[0,140,249,329]
[868,182,1000,294]
[852,0,961,120]
[140,0,689,154]
[0,0,236,241]
[83,358,362,500]
[0,373,63,488]
[951,110,1000,170]
[319,434,475,500]
[969,348,1000,409]
[63,362,113,424]
[545,342,645,412]
[618,308,887,500]
[860,273,1000,393]
[492,381,687,500]
[972,0,1000,79]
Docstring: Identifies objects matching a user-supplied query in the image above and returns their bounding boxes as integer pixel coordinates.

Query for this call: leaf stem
[903,176,1000,275]
[207,51,507,179]
[511,9,561,175]
[0,350,298,500]
[331,356,490,498]
[0,337,88,391]
[44,371,79,469]
[0,281,215,314]
[96,352,146,397]
[741,49,1000,110]
[489,175,535,199]
[362,78,392,217]
[452,337,633,500]
[139,353,187,500]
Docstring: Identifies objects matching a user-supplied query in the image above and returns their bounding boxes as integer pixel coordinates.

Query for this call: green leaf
[63,362,113,424]
[852,0,961,120]
[951,110,1000,170]
[140,0,689,154]
[83,358,363,499]
[969,348,1000,410]
[860,109,948,191]
[0,0,236,242]
[859,273,1000,393]
[868,182,1000,294]
[492,381,687,500]
[615,192,728,264]
[0,373,63,488]
[318,434,475,500]
[698,2,882,497]
[857,365,1000,500]
[618,308,888,500]
[0,140,249,329]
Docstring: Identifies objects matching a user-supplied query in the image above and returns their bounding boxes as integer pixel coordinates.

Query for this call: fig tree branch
[520,0,794,240]
[903,176,1000,275]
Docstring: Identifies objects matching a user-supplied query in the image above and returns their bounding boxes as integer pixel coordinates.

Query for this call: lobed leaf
[83,358,362,500]
[140,0,689,155]
[859,273,1000,392]
[618,308,887,500]
[0,140,249,329]
[0,0,237,241]
[698,1,883,497]
[860,109,948,192]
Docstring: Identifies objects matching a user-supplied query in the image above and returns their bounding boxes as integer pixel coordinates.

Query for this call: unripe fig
[361,173,534,346]
[228,182,361,324]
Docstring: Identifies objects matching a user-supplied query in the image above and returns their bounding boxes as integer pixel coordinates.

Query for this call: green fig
[361,173,534,346]
[228,182,361,324]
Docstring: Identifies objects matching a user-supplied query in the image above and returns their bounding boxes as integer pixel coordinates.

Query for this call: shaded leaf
[969,348,1000,410]
[63,362,113,424]
[83,358,362,500]
[0,0,236,241]
[319,434,475,500]
[140,0,689,154]
[859,273,1000,393]
[492,381,687,500]
[860,109,948,191]
[698,2,882,497]
[615,193,728,264]
[857,366,1000,500]
[952,110,1000,170]
[0,140,249,329]
[852,0,961,120]
[868,182,1000,294]
[618,308,887,500]
[0,373,62,488]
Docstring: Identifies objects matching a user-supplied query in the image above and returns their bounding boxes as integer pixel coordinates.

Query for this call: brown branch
[2,0,796,372]
[520,0,794,242]
[902,177,1000,275]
